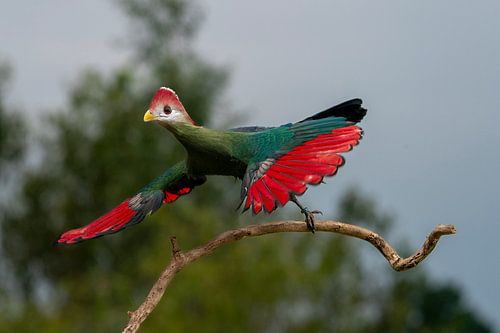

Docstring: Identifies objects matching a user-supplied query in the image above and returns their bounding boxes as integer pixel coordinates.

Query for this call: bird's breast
[172,125,251,178]
[186,148,247,178]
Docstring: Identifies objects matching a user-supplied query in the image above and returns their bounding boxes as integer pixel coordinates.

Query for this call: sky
[1,0,499,329]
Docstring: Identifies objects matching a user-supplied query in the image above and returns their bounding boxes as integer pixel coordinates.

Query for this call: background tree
[0,1,493,332]
[0,62,25,208]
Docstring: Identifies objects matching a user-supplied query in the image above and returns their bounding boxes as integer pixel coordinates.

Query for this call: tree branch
[122,220,456,333]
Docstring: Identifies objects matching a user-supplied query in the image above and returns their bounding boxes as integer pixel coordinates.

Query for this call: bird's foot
[300,207,322,233]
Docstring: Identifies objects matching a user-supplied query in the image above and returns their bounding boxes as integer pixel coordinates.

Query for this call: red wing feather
[57,200,136,244]
[249,186,263,214]
[263,176,294,206]
[245,125,362,214]
[253,179,277,213]
[263,170,307,193]
[57,187,193,245]
[163,187,192,203]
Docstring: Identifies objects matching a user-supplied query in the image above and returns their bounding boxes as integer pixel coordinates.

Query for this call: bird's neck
[160,121,251,176]
[162,122,202,142]
[162,122,240,157]
[162,122,221,152]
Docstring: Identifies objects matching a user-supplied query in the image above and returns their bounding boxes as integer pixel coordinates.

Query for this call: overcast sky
[1,0,499,329]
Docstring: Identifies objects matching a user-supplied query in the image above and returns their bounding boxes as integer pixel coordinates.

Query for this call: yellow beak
[143,110,155,122]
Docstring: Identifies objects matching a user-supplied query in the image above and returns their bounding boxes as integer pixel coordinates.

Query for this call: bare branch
[122,220,456,333]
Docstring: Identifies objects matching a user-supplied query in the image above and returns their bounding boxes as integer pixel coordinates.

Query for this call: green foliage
[368,275,493,333]
[0,62,24,171]
[0,1,493,332]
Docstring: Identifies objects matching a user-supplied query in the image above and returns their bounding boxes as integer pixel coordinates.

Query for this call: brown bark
[122,220,456,333]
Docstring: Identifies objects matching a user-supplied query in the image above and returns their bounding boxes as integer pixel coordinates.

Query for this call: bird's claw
[300,207,322,233]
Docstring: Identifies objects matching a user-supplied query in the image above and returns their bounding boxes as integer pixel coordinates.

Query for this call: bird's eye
[163,105,172,114]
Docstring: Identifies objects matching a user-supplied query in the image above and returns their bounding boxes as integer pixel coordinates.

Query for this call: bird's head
[143,87,195,126]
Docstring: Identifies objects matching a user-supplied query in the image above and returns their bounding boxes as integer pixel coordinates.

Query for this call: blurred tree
[0,61,26,321]
[0,62,25,192]
[367,275,492,333]
[0,1,493,332]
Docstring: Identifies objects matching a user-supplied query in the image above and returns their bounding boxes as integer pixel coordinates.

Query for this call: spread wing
[56,161,206,245]
[240,99,366,214]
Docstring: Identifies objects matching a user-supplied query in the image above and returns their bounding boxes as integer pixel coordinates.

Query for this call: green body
[168,123,254,177]
[162,116,351,180]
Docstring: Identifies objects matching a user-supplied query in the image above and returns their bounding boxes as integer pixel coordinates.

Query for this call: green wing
[57,161,206,245]
[239,99,366,213]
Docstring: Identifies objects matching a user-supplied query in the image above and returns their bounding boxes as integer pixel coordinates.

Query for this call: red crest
[149,87,185,112]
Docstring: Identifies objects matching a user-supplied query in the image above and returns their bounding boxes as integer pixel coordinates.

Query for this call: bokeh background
[1,1,498,331]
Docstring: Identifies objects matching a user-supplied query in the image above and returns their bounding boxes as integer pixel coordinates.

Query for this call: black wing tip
[328,98,367,123]
[301,98,367,124]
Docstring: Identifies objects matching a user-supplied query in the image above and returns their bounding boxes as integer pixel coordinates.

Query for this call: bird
[57,87,367,245]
